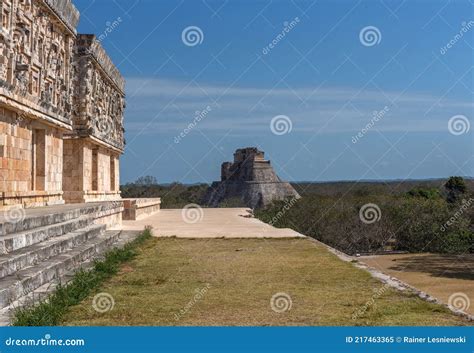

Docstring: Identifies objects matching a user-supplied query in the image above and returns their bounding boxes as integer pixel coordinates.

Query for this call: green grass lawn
[62,237,469,326]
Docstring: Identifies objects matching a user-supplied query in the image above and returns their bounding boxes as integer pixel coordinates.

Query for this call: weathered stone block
[122,198,161,220]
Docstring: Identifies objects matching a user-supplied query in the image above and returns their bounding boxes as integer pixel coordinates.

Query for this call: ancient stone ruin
[203,147,300,209]
[0,0,124,208]
[0,0,160,325]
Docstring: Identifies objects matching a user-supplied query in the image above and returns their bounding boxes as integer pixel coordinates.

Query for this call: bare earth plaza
[0,1,472,344]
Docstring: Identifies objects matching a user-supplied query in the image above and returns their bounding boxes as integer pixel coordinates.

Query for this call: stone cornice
[0,88,72,131]
[42,0,80,35]
[63,134,124,154]
[76,34,125,94]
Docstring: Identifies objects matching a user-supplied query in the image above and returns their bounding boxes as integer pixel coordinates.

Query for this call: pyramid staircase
[0,202,139,325]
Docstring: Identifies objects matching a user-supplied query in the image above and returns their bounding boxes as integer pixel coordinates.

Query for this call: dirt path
[360,253,474,315]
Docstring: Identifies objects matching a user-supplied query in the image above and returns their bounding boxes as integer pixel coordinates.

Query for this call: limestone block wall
[1,106,64,208]
[62,138,84,199]
[122,198,161,221]
[0,108,31,195]
[63,139,121,204]
[46,127,63,193]
[96,146,110,192]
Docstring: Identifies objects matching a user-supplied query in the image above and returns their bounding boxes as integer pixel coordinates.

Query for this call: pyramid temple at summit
[203,147,300,209]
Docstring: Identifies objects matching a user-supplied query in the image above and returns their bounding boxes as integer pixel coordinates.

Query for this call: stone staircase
[0,202,139,325]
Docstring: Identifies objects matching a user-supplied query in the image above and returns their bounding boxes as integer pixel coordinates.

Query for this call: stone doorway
[110,156,116,192]
[92,147,99,191]
[31,128,46,191]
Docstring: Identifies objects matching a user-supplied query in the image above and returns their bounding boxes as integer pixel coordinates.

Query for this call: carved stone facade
[71,34,125,151]
[203,148,301,209]
[0,0,125,208]
[62,34,125,203]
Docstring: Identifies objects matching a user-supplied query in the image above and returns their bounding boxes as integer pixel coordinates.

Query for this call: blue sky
[75,0,473,184]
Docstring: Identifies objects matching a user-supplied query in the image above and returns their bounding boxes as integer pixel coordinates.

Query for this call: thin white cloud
[124,77,473,135]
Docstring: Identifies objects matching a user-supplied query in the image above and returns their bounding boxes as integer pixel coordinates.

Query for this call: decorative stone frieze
[0,0,126,208]
[0,0,77,126]
[72,34,125,151]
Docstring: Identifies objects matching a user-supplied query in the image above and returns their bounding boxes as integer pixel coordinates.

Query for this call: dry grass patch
[62,238,469,326]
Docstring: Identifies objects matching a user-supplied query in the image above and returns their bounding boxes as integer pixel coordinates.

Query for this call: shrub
[256,193,473,255]
[435,231,474,254]
[121,181,209,208]
[406,188,441,199]
[445,176,467,203]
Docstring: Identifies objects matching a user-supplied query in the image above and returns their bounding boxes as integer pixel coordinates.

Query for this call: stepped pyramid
[203,148,300,209]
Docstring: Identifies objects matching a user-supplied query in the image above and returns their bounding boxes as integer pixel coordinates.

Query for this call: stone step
[0,224,105,279]
[0,230,141,326]
[0,230,122,310]
[0,216,93,254]
[0,202,122,237]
